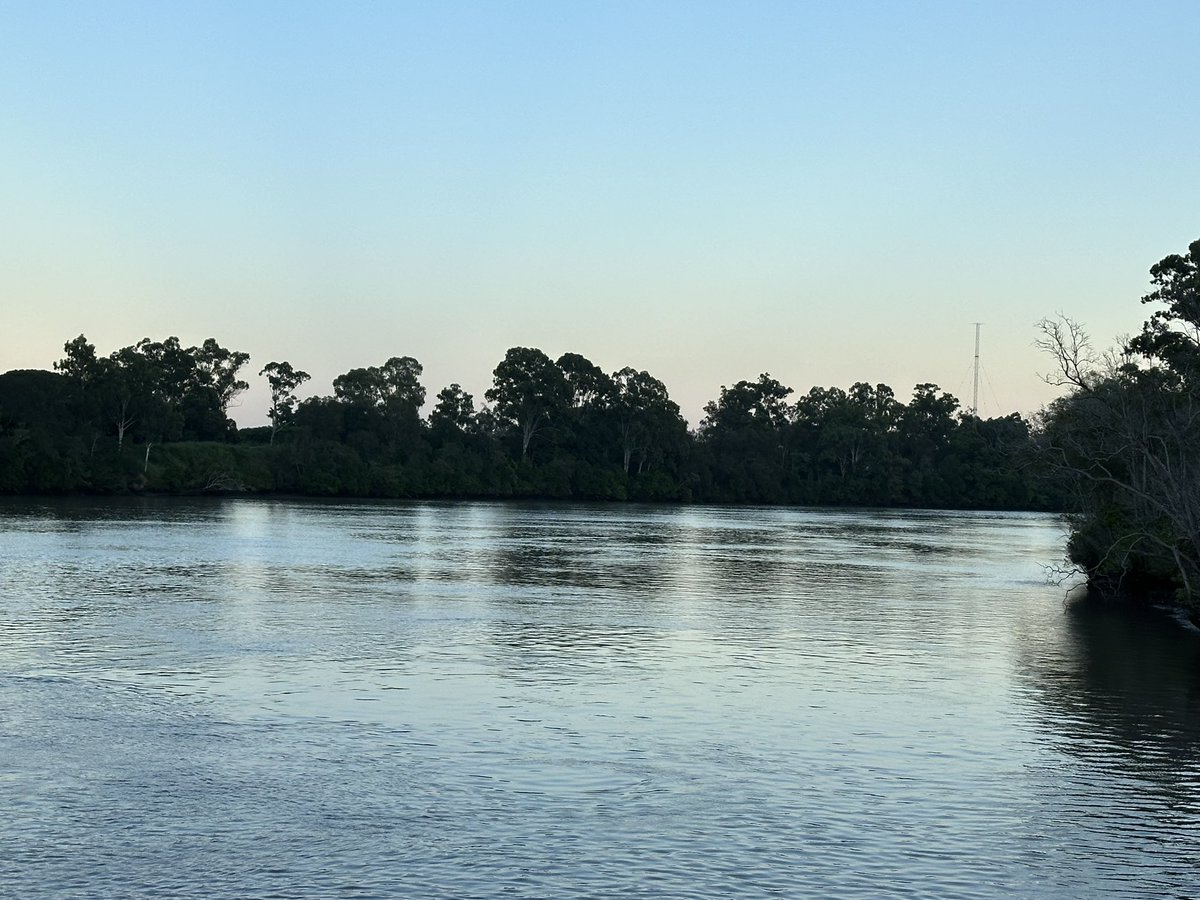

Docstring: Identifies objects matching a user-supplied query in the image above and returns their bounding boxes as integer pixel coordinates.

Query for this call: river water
[1,499,1198,897]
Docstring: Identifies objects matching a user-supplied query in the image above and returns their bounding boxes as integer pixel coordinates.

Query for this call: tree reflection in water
[1022,587,1200,778]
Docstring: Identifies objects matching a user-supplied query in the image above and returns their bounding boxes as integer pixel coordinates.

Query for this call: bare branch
[1035,315,1097,390]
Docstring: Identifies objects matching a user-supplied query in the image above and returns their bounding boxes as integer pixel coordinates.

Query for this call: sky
[3,1,1198,428]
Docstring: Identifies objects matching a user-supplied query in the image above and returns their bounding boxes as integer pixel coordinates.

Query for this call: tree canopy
[2,332,1050,512]
[1039,237,1200,611]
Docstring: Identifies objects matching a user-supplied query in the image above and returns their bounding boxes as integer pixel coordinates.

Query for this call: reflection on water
[1022,588,1200,765]
[1010,591,1200,892]
[2,498,1199,897]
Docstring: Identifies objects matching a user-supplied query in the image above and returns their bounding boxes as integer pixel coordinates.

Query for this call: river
[2,498,1198,897]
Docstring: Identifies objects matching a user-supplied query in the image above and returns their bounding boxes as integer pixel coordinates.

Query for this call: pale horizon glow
[3,2,1198,428]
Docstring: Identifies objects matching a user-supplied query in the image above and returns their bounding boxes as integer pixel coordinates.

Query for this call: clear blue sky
[3,1,1197,426]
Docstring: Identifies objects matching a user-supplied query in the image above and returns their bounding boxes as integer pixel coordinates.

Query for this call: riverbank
[1,435,1062,511]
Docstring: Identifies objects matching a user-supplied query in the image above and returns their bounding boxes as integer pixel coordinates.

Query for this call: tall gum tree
[260,361,310,444]
[429,383,475,436]
[612,367,683,474]
[485,347,570,458]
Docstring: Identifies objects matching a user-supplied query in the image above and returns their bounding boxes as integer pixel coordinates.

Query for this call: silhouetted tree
[1039,238,1200,608]
[486,347,571,458]
[429,383,476,439]
[260,361,310,444]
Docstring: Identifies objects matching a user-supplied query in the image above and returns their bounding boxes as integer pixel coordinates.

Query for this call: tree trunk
[521,413,542,458]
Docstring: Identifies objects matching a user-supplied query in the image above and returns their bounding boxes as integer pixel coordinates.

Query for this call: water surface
[2,499,1198,897]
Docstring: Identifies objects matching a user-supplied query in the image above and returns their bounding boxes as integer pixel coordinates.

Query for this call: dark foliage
[1039,238,1200,610]
[1,337,1049,512]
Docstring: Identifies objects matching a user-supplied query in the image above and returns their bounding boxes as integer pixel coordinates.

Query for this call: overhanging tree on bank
[1039,238,1200,608]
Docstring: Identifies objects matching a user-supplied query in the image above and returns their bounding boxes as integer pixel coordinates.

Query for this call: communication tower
[971,323,982,416]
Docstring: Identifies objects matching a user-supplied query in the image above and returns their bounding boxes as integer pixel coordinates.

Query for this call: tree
[1040,362,1200,600]
[117,336,249,442]
[377,356,426,414]
[611,367,684,474]
[333,356,425,413]
[817,383,897,484]
[485,347,570,458]
[332,367,381,407]
[701,373,793,434]
[899,384,958,451]
[54,334,99,389]
[697,374,795,502]
[1127,238,1200,381]
[193,338,251,413]
[1039,238,1200,609]
[331,356,427,455]
[1035,315,1097,391]
[260,361,310,444]
[557,353,615,408]
[54,335,105,449]
[132,337,193,416]
[0,369,76,493]
[429,383,475,437]
[98,346,163,451]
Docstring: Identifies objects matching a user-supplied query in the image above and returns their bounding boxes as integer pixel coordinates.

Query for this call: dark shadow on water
[1021,587,1200,774]
[0,494,242,527]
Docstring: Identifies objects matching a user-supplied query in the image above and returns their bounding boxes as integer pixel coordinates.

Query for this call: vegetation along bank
[2,339,1048,509]
[7,238,1200,608]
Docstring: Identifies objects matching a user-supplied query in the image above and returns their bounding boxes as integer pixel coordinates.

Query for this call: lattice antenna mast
[971,323,982,416]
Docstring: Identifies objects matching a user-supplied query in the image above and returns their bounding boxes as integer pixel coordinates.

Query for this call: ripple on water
[1,499,1197,897]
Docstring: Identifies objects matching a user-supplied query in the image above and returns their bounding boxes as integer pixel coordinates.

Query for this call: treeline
[0,336,1055,509]
[1038,237,1200,611]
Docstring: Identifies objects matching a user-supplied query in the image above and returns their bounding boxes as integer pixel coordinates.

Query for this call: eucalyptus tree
[54,335,104,447]
[100,346,165,451]
[1126,238,1200,381]
[700,373,794,451]
[790,383,897,492]
[553,352,616,463]
[334,357,424,412]
[54,334,99,391]
[892,384,960,503]
[486,347,571,458]
[332,356,426,454]
[611,367,685,474]
[193,338,251,414]
[701,373,793,434]
[260,361,311,444]
[118,336,251,441]
[56,335,172,450]
[557,352,615,409]
[0,368,77,493]
[698,373,795,502]
[897,384,959,458]
[429,383,475,438]
[377,356,427,414]
[131,337,193,433]
[834,382,899,495]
